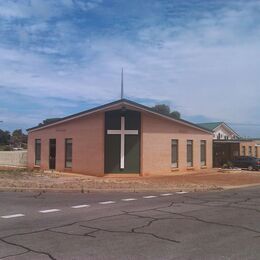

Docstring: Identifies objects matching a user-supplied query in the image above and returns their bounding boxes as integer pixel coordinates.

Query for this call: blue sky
[0,0,260,137]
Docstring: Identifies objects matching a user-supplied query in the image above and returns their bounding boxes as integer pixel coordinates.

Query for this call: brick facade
[27,101,213,176]
[141,112,213,175]
[240,140,260,158]
[28,112,104,176]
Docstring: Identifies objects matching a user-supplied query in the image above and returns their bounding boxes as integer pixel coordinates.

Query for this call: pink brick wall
[141,112,213,175]
[28,112,104,176]
[240,141,260,158]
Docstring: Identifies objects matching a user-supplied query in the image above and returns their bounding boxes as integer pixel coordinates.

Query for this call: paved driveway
[0,187,260,259]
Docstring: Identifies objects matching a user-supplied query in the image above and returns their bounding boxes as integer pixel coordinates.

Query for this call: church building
[27,99,213,176]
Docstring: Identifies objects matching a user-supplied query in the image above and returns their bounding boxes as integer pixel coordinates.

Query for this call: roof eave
[27,98,213,135]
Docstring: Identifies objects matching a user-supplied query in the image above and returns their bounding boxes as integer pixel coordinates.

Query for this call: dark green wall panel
[105,109,140,173]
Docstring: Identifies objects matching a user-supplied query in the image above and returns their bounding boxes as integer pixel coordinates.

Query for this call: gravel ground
[0,168,260,192]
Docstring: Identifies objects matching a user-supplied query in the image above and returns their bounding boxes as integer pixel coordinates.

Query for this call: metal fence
[0,151,27,167]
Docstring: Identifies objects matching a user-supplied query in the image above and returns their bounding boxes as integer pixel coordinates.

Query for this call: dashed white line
[160,193,173,196]
[39,209,61,213]
[121,198,137,201]
[143,195,157,199]
[1,214,25,219]
[176,191,188,194]
[71,204,89,209]
[1,192,189,220]
[99,201,116,205]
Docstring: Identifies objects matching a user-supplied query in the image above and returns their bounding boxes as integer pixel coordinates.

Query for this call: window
[249,146,252,156]
[200,140,206,166]
[187,140,193,167]
[217,133,221,139]
[65,138,72,168]
[35,139,41,165]
[171,140,178,168]
[242,146,246,156]
[255,146,258,158]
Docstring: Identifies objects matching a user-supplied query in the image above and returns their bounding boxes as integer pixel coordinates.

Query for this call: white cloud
[0,0,103,19]
[0,0,259,133]
[75,0,103,11]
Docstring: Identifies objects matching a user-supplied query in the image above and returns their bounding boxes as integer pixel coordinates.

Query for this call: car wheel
[248,165,253,171]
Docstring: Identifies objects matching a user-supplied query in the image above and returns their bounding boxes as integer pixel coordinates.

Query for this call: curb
[0,187,220,193]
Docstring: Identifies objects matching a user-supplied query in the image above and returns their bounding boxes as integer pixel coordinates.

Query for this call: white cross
[107,116,138,169]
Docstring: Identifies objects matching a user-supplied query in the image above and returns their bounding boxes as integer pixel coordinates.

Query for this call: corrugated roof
[197,122,223,131]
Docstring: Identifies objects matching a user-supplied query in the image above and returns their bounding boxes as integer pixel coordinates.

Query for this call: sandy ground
[0,168,260,192]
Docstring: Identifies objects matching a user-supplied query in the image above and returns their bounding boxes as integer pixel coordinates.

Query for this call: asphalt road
[0,186,260,260]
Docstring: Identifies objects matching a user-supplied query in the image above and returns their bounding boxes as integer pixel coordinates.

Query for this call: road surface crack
[0,237,56,260]
[0,249,29,259]
[155,207,260,235]
[0,222,81,260]
[182,195,260,214]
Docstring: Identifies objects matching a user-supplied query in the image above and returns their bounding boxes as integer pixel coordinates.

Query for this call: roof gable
[27,99,212,134]
[198,122,240,137]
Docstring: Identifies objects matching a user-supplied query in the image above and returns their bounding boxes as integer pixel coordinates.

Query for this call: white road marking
[176,191,188,194]
[71,204,89,209]
[143,195,157,199]
[99,201,116,205]
[121,198,137,201]
[160,193,173,196]
[39,209,61,213]
[1,214,25,219]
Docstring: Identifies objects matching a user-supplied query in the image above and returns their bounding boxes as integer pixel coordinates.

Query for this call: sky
[0,0,260,137]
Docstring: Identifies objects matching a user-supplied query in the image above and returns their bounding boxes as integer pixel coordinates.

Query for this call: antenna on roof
[121,67,124,99]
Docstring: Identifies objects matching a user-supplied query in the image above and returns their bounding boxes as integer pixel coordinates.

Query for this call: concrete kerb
[1,183,260,193]
[0,186,224,193]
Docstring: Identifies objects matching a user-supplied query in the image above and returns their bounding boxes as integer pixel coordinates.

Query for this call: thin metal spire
[121,67,124,99]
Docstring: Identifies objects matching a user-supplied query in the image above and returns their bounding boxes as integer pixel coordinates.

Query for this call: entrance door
[49,139,56,170]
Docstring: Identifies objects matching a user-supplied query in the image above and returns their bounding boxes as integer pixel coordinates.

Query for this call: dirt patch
[0,168,260,192]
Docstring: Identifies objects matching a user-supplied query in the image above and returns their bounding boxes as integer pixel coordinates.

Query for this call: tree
[170,111,181,119]
[0,130,10,145]
[0,129,27,150]
[10,129,27,148]
[43,118,61,125]
[38,118,61,126]
[151,104,181,119]
[151,104,171,115]
[12,129,23,144]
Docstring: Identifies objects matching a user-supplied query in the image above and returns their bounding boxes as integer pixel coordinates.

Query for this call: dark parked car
[232,156,260,171]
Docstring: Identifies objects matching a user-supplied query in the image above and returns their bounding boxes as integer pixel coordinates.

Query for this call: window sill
[186,167,194,170]
[34,165,40,168]
[201,166,207,169]
[171,168,179,172]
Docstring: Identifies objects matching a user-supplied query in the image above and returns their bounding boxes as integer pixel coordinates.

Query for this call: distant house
[198,122,259,167]
[27,99,213,176]
[197,122,240,140]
